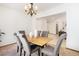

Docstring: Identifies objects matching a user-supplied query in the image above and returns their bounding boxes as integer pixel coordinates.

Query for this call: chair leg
[42,53,44,56]
[38,49,40,56]
[29,54,31,56]
[17,46,19,52]
[20,48,22,56]
[57,53,59,56]
[24,51,26,56]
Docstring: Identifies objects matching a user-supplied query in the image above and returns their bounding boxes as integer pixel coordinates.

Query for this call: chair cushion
[41,46,54,56]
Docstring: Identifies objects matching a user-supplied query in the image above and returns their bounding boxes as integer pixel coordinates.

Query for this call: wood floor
[0,43,38,56]
[0,43,79,56]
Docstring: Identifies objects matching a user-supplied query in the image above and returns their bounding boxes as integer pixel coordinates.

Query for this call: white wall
[66,4,79,51]
[47,13,66,34]
[30,4,66,33]
[35,4,66,34]
[36,13,66,34]
[32,18,48,31]
[0,6,33,46]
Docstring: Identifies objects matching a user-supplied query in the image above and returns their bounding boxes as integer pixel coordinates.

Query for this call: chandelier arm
[25,3,37,16]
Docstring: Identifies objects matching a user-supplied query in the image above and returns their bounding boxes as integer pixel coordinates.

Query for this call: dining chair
[41,33,66,56]
[18,31,40,56]
[41,31,49,37]
[14,32,23,56]
[19,30,39,46]
[37,31,41,37]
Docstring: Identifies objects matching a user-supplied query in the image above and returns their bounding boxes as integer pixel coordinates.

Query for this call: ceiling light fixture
[24,3,38,16]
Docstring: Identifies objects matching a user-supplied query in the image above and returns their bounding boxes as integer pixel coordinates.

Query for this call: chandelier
[24,3,38,16]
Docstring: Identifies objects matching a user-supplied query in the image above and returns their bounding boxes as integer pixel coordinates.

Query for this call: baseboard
[0,42,16,48]
[66,47,79,52]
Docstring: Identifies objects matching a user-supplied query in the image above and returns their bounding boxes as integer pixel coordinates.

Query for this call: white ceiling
[0,3,63,12]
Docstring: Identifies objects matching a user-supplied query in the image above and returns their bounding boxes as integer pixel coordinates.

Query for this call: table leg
[38,45,45,56]
[38,48,40,56]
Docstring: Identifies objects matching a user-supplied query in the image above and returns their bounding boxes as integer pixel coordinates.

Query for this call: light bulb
[28,4,31,9]
[24,5,27,10]
[35,6,38,10]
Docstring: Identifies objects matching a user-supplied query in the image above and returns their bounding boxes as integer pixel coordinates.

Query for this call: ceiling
[0,3,63,12]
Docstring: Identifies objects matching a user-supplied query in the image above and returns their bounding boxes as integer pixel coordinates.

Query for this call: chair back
[14,32,22,49]
[53,33,66,56]
[17,32,30,56]
[37,31,41,37]
[41,31,49,37]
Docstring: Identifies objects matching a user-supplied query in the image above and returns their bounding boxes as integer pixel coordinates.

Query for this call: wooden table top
[28,37,52,46]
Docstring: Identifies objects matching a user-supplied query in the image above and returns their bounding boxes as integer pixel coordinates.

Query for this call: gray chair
[18,31,40,56]
[41,31,49,37]
[14,32,23,56]
[19,30,40,53]
[37,31,41,37]
[41,33,66,56]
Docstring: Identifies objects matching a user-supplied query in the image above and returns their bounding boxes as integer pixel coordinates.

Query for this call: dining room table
[27,36,52,55]
[28,37,52,47]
